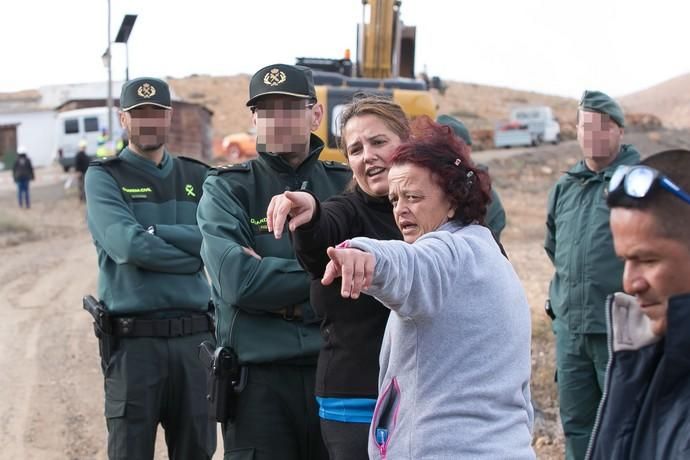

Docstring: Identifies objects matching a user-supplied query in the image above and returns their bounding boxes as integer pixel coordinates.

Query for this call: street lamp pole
[115,15,138,82]
[106,0,113,146]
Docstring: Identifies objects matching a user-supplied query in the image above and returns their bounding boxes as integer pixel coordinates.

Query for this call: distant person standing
[544,90,640,460]
[437,115,507,242]
[12,145,34,209]
[116,134,128,154]
[96,128,110,158]
[74,140,91,202]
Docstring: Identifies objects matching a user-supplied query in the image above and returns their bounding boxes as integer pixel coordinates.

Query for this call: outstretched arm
[324,233,461,318]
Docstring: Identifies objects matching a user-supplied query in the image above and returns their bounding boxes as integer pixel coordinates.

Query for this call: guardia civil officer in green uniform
[544,90,640,460]
[437,114,507,241]
[197,64,351,460]
[85,77,216,460]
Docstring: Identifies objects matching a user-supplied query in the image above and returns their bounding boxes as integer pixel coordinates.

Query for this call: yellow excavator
[218,0,442,164]
[302,0,443,162]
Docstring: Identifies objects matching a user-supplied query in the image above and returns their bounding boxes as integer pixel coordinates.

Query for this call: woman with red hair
[323,117,535,459]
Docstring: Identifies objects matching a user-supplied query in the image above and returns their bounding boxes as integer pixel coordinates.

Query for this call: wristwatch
[147,225,155,235]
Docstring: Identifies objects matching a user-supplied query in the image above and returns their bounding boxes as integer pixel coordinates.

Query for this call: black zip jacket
[292,186,402,398]
[587,292,690,460]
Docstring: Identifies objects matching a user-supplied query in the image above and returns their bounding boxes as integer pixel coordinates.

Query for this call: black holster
[83,295,117,370]
[199,341,247,424]
[545,298,556,320]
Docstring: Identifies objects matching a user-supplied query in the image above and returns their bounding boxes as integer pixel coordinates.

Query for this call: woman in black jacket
[266,95,409,460]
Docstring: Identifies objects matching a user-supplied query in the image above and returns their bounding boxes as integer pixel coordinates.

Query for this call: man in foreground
[586,149,690,459]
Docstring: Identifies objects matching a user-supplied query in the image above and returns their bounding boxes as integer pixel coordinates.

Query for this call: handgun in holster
[82,295,117,369]
[199,340,247,424]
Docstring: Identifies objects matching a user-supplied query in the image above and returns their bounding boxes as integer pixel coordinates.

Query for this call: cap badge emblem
[263,68,287,87]
[137,83,157,99]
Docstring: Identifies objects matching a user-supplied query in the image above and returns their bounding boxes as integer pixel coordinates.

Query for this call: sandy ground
[1,129,689,459]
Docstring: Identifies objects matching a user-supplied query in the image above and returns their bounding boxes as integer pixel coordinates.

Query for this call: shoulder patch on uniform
[90,155,121,167]
[321,160,350,171]
[209,162,252,176]
[176,155,210,168]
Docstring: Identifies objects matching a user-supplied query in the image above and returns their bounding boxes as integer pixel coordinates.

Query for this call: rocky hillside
[619,72,690,129]
[169,74,581,150]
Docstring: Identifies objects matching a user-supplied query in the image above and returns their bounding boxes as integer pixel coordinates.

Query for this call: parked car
[494,106,561,148]
[216,128,257,164]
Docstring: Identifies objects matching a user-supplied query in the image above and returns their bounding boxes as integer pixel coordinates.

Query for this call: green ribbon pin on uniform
[185,184,196,197]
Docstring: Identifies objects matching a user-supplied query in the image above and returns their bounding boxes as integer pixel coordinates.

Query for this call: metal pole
[125,41,129,81]
[107,0,113,148]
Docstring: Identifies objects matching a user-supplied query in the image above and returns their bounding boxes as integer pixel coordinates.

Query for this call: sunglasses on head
[608,165,690,205]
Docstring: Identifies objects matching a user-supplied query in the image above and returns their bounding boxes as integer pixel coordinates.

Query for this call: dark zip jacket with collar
[292,185,402,398]
[587,292,690,460]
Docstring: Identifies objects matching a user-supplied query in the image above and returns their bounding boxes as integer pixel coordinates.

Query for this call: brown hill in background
[434,82,578,148]
[169,74,581,149]
[168,74,252,153]
[620,72,690,129]
[168,73,680,152]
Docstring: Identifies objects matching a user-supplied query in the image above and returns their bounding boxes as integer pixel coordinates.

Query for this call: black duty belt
[267,305,303,321]
[112,314,212,338]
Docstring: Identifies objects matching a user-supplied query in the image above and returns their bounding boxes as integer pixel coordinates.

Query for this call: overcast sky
[2,0,688,99]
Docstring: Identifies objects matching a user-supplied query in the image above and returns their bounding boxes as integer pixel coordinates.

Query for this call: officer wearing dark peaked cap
[120,76,173,110]
[84,76,216,459]
[246,64,317,106]
[198,64,351,460]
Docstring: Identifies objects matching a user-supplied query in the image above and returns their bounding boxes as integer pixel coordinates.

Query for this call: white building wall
[39,81,125,109]
[0,110,57,167]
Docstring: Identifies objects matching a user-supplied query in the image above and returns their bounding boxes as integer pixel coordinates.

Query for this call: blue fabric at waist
[316,396,376,423]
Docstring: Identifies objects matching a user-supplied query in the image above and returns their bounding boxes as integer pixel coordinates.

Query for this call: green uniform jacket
[477,163,506,242]
[486,189,506,242]
[197,135,352,364]
[85,148,210,315]
[544,144,640,333]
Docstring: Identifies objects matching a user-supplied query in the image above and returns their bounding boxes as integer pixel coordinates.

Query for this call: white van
[494,106,561,148]
[56,107,123,171]
[510,106,561,144]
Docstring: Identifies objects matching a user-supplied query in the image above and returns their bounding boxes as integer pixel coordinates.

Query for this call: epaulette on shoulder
[321,160,350,171]
[208,162,252,176]
[176,155,210,168]
[90,155,121,167]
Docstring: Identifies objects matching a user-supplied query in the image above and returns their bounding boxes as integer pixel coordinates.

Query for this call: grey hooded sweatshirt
[348,222,534,460]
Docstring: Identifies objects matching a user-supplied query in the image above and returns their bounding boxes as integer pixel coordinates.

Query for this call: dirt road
[1,129,688,459]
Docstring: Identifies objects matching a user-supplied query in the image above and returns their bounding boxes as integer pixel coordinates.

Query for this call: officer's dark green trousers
[554,325,608,460]
[222,362,327,460]
[103,332,216,460]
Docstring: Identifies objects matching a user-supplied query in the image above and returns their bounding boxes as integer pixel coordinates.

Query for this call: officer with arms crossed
[84,77,215,460]
[544,90,640,460]
[197,64,351,460]
[586,149,690,459]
